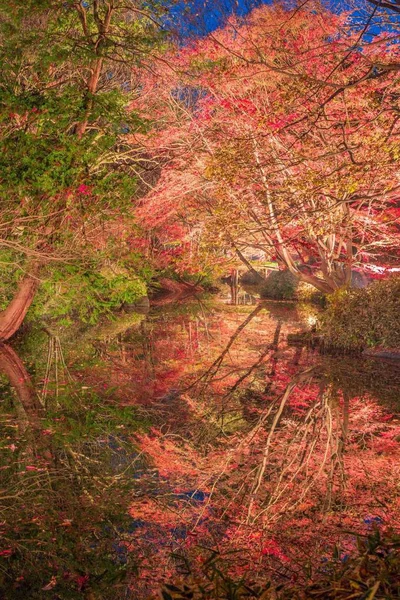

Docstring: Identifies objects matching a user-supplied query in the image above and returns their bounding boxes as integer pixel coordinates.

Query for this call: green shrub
[260,270,298,300]
[296,281,325,305]
[320,277,400,351]
[31,264,147,326]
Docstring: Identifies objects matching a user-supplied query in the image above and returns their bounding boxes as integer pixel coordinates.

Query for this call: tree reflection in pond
[0,298,399,598]
[0,341,145,599]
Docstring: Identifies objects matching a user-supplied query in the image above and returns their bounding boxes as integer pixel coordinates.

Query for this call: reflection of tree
[190,300,301,401]
[241,372,352,524]
[103,300,399,593]
[192,366,351,527]
[192,303,265,390]
[1,305,397,598]
[179,310,397,542]
[0,343,52,472]
[0,341,143,599]
[0,344,42,430]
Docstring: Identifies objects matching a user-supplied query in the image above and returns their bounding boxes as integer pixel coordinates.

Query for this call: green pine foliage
[0,0,172,326]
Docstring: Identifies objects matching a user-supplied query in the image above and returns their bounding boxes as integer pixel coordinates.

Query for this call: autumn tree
[135,2,400,293]
[0,0,174,339]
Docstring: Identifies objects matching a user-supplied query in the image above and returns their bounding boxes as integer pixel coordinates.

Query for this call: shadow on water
[0,295,399,598]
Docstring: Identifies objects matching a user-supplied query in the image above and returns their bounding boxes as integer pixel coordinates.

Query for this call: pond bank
[225,273,400,356]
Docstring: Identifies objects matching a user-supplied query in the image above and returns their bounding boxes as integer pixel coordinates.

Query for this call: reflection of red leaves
[76,574,89,591]
[374,438,399,455]
[42,576,57,591]
[24,465,46,473]
[60,519,73,527]
[129,499,174,526]
[261,539,289,562]
[137,431,199,477]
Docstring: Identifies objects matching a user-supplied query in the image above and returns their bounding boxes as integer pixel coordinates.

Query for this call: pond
[1,292,399,599]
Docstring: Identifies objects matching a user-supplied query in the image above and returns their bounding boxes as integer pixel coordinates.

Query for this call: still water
[0,292,399,599]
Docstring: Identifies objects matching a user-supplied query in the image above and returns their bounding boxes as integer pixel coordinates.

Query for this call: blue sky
[165,0,399,40]
[166,0,269,37]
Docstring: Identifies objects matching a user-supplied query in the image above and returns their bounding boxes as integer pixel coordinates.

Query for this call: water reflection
[0,340,146,598]
[225,270,259,306]
[0,298,399,597]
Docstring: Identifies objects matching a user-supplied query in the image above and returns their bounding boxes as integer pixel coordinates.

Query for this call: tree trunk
[296,270,336,294]
[0,271,39,341]
[233,246,266,284]
[278,245,335,294]
[0,343,42,417]
[75,57,103,138]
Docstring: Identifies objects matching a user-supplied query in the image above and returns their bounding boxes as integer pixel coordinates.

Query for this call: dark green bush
[29,263,147,326]
[320,277,400,351]
[260,270,298,300]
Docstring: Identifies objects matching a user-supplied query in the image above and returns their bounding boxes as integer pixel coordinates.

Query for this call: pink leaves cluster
[76,184,92,196]
[136,429,201,478]
[132,1,400,285]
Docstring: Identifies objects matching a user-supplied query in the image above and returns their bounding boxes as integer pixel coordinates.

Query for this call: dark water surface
[1,293,399,599]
